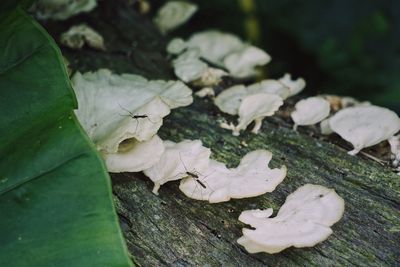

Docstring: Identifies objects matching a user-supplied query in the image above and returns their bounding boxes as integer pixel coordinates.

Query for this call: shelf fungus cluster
[215,74,305,135]
[167,30,270,85]
[237,184,345,254]
[289,94,400,155]
[72,69,193,172]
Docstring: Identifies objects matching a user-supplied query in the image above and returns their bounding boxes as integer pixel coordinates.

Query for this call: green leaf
[0,8,133,267]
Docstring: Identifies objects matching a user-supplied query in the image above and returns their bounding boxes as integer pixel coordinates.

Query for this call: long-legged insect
[178,152,218,201]
[118,103,156,132]
[179,152,207,189]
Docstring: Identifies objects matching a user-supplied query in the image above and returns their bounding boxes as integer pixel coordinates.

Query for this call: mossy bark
[41,1,400,266]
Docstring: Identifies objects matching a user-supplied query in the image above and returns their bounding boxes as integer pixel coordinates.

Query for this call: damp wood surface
[41,1,400,266]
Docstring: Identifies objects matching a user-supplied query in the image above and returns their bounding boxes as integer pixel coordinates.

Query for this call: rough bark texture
[41,1,399,266]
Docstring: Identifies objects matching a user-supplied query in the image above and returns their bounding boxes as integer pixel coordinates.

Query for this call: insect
[177,152,218,201]
[179,152,207,189]
[118,103,156,132]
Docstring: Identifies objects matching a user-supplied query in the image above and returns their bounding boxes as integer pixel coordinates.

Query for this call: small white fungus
[234,93,283,135]
[247,79,291,100]
[153,1,198,34]
[223,46,271,78]
[172,49,208,83]
[103,135,164,173]
[166,38,187,55]
[214,86,283,135]
[60,24,105,51]
[179,150,286,203]
[186,30,244,65]
[291,97,331,129]
[329,105,400,155]
[34,0,97,20]
[237,184,345,254]
[279,73,306,97]
[214,85,248,115]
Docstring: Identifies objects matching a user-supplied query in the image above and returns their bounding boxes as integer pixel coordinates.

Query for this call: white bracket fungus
[214,85,248,115]
[143,140,211,194]
[328,106,400,155]
[179,150,286,203]
[291,97,331,130]
[223,46,271,78]
[34,0,97,20]
[168,30,270,80]
[60,24,105,51]
[237,184,345,254]
[103,135,164,173]
[279,73,306,97]
[247,79,291,100]
[166,38,187,55]
[235,93,283,135]
[153,1,198,34]
[72,69,193,172]
[185,30,244,64]
[214,85,284,135]
[172,49,208,83]
[171,49,227,86]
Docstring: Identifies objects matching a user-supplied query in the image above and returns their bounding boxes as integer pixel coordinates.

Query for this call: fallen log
[41,1,400,265]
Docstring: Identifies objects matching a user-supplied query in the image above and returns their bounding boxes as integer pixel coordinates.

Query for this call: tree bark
[41,1,400,266]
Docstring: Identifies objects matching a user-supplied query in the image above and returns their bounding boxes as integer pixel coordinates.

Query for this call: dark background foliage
[164,0,399,112]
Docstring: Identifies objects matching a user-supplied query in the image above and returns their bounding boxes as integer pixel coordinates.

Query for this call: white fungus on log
[60,24,105,50]
[179,150,286,203]
[329,105,400,155]
[172,49,208,83]
[234,93,283,135]
[72,69,192,172]
[168,30,270,79]
[237,184,345,254]
[223,46,271,78]
[291,97,331,130]
[166,38,187,55]
[214,85,284,135]
[34,0,97,20]
[247,79,291,100]
[279,73,306,97]
[103,135,164,173]
[153,1,198,34]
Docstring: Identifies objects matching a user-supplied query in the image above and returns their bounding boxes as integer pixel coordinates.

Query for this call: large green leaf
[0,8,133,267]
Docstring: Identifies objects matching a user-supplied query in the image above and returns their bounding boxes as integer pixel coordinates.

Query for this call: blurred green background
[167,0,399,112]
